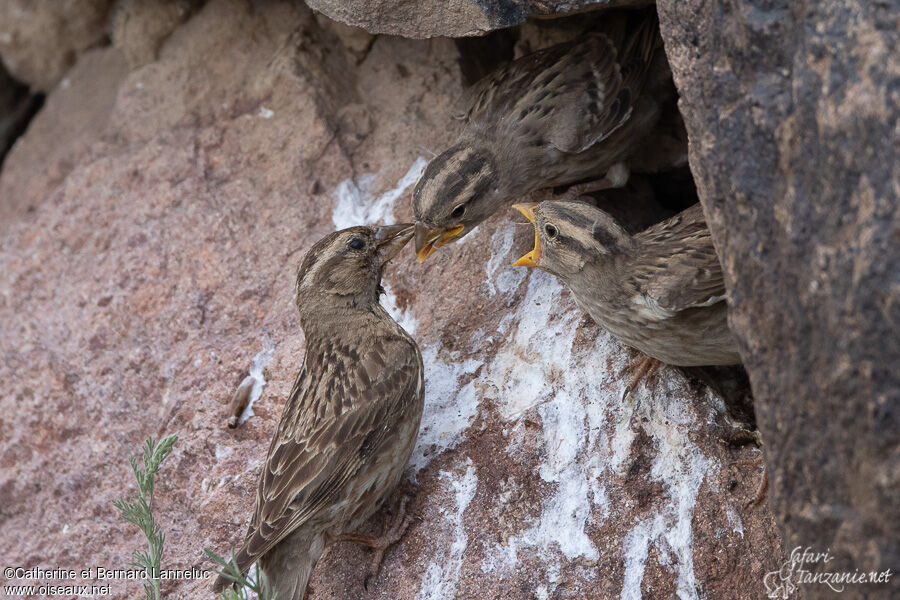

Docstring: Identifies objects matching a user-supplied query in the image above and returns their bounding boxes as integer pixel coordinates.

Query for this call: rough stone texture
[0,47,128,231]
[658,1,899,598]
[0,1,785,599]
[0,0,116,91]
[111,0,204,69]
[304,0,648,38]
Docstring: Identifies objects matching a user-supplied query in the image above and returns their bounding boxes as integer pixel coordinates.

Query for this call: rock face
[0,0,116,91]
[657,1,899,598]
[111,0,203,69]
[306,0,644,38]
[0,1,786,599]
[0,47,128,230]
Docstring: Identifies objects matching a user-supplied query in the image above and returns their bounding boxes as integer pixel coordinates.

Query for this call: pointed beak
[375,223,415,264]
[414,223,466,263]
[512,203,541,267]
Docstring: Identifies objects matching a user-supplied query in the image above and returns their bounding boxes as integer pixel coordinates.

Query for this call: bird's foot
[337,495,418,590]
[731,456,769,509]
[557,163,630,201]
[619,354,661,400]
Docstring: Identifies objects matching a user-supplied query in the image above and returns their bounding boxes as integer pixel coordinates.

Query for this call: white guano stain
[408,347,480,474]
[615,382,713,600]
[477,232,715,600]
[332,157,427,229]
[416,459,478,600]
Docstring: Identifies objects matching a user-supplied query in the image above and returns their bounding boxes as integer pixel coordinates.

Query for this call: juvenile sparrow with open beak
[413,10,667,262]
[213,224,424,600]
[513,201,740,369]
[514,201,768,505]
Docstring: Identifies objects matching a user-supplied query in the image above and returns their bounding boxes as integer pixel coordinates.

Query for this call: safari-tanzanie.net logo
[764,546,893,598]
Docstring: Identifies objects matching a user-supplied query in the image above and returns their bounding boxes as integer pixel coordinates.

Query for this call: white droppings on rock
[474,263,715,598]
[416,459,477,600]
[726,506,744,537]
[332,157,426,229]
[483,222,526,297]
[258,106,274,119]
[237,337,276,426]
[480,271,621,572]
[621,515,660,600]
[408,347,480,474]
[613,378,716,600]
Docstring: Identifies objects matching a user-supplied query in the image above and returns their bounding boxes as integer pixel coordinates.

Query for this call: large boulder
[0,47,128,230]
[0,0,116,91]
[657,1,899,597]
[0,1,782,599]
[305,0,644,38]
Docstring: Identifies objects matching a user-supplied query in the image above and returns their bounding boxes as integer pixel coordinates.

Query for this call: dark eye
[348,237,365,250]
[544,223,558,239]
[450,204,466,219]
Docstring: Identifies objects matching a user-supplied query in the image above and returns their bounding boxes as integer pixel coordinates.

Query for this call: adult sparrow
[213,224,424,600]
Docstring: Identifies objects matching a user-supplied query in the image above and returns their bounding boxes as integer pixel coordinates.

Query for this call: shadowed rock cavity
[0,62,43,172]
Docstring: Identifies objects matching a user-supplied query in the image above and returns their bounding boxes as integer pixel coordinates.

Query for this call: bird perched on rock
[413,11,669,262]
[513,201,740,389]
[213,224,424,600]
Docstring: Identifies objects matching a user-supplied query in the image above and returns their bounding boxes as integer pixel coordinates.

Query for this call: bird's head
[512,200,632,279]
[412,144,500,262]
[295,224,414,314]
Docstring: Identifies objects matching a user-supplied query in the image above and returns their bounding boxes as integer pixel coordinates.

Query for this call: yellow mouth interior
[512,203,540,267]
[416,224,465,263]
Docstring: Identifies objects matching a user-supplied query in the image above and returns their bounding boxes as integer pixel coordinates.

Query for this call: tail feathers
[211,543,257,593]
[211,530,325,600]
[260,532,325,600]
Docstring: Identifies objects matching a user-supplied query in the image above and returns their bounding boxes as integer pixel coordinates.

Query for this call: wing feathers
[229,336,422,575]
[635,204,727,313]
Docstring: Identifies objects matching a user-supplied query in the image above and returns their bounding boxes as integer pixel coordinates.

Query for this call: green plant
[204,549,276,600]
[113,434,178,600]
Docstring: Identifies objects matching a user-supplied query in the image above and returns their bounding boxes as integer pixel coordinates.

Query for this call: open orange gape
[414,223,465,262]
[512,203,541,267]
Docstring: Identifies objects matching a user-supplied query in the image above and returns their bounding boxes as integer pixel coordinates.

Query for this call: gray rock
[658,1,899,597]
[306,0,646,38]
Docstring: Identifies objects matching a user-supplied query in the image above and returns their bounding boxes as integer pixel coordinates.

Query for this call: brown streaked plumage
[513,201,740,367]
[213,224,424,600]
[413,10,669,261]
